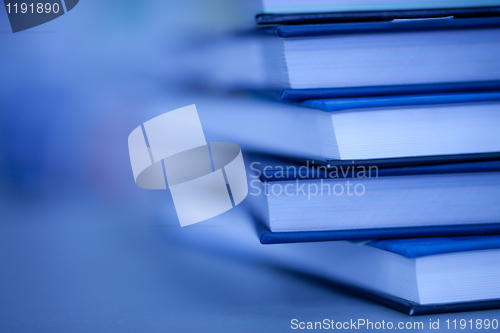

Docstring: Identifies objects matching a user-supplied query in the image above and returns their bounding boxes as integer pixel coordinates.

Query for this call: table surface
[1,193,499,333]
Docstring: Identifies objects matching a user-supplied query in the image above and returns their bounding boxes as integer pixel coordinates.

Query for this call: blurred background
[1,1,499,332]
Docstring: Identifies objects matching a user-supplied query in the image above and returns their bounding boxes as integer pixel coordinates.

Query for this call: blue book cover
[300,91,500,112]
[260,159,500,182]
[264,16,500,38]
[258,224,500,245]
[280,81,500,101]
[255,17,500,100]
[368,235,500,258]
[256,7,500,25]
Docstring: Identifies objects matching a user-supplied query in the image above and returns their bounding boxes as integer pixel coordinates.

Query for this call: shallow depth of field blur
[2,2,497,332]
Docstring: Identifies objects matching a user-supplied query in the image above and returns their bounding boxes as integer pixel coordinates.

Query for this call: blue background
[1,1,499,332]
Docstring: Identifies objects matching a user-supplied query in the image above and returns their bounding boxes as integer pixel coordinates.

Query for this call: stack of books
[186,0,500,315]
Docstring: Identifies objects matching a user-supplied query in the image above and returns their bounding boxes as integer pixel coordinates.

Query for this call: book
[258,160,500,243]
[157,94,500,166]
[256,7,500,25]
[213,97,500,164]
[264,236,500,315]
[185,17,500,100]
[257,0,500,16]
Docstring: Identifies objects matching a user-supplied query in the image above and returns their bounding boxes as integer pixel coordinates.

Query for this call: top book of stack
[256,1,500,24]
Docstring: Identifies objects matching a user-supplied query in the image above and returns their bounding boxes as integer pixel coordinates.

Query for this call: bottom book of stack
[272,236,500,315]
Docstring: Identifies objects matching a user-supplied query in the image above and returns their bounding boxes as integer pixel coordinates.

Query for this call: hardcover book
[258,161,500,243]
[262,236,500,315]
